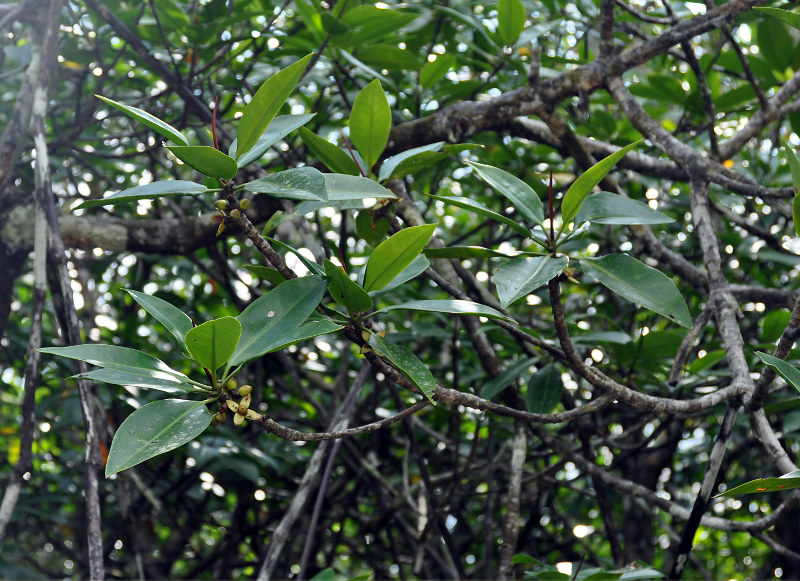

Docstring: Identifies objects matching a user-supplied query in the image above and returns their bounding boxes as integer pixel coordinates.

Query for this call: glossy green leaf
[261,210,288,236]
[369,255,429,297]
[716,470,800,497]
[340,5,417,44]
[363,224,437,293]
[480,357,536,399]
[375,299,512,322]
[526,364,562,414]
[575,192,675,225]
[756,12,794,70]
[324,174,397,204]
[298,127,360,175]
[166,146,238,180]
[755,7,800,33]
[793,195,800,237]
[467,161,545,225]
[497,0,526,45]
[379,142,445,182]
[105,399,213,476]
[95,94,189,146]
[72,368,196,394]
[356,45,423,71]
[75,180,208,210]
[229,113,315,168]
[494,256,569,308]
[236,53,313,160]
[561,141,640,223]
[229,275,327,366]
[243,167,327,201]
[579,254,691,328]
[424,246,529,259]
[786,141,800,191]
[756,351,800,394]
[420,54,456,88]
[368,334,436,404]
[429,195,533,238]
[349,79,391,170]
[184,317,241,373]
[761,310,791,343]
[324,259,373,312]
[266,318,344,353]
[126,290,192,355]
[39,344,189,381]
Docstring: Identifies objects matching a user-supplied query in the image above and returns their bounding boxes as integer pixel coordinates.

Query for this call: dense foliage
[2,0,800,579]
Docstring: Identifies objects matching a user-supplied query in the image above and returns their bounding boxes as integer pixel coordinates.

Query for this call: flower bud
[229,208,241,220]
[239,198,251,211]
[214,199,228,211]
[238,384,252,397]
[226,378,237,390]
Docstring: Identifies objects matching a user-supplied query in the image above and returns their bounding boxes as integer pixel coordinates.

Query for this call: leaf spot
[267,310,276,318]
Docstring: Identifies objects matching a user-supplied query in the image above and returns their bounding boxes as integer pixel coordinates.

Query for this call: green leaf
[379,142,445,182]
[166,146,238,180]
[497,0,526,45]
[756,12,795,70]
[95,94,189,146]
[229,113,315,168]
[424,246,529,259]
[229,276,327,366]
[236,53,313,160]
[494,256,569,308]
[716,470,800,497]
[39,344,190,381]
[125,290,193,355]
[467,161,545,225]
[755,7,800,33]
[356,45,423,71]
[756,351,800,395]
[298,127,360,175]
[420,54,456,89]
[793,195,800,237]
[429,194,533,238]
[480,357,536,399]
[105,399,213,476]
[575,192,675,225]
[579,254,691,328]
[324,174,397,204]
[309,568,336,581]
[243,167,327,201]
[184,317,241,373]
[760,310,791,343]
[340,5,417,44]
[75,180,208,210]
[349,79,391,170]
[374,299,512,322]
[363,224,437,293]
[561,141,641,223]
[72,368,195,394]
[526,364,562,414]
[368,334,436,404]
[324,259,374,312]
[783,139,800,194]
[265,318,344,353]
[369,255,430,297]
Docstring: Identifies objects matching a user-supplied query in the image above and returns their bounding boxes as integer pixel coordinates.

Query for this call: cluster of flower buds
[227,384,262,426]
[211,198,250,236]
